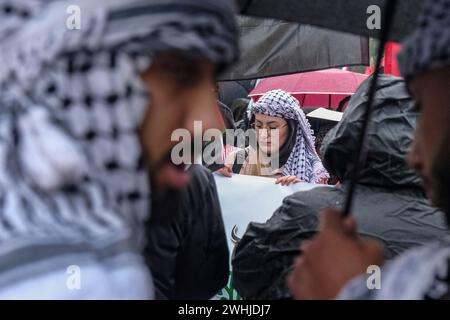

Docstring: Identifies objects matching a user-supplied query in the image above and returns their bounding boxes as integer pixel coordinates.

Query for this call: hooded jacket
[231,75,450,300]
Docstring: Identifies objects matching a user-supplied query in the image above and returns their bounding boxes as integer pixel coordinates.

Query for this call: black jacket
[145,165,229,299]
[231,75,450,300]
[218,101,236,130]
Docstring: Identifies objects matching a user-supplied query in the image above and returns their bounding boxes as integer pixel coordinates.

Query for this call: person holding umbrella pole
[288,0,450,300]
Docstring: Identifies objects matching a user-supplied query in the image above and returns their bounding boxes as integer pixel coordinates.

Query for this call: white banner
[213,173,328,300]
[215,173,323,255]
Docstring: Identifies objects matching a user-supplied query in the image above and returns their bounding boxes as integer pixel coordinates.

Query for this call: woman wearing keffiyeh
[0,0,238,299]
[220,89,329,185]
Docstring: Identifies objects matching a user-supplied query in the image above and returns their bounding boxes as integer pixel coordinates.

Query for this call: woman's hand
[218,164,233,177]
[275,175,302,186]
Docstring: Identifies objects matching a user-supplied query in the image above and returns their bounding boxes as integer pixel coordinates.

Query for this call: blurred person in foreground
[148,81,234,300]
[288,0,450,300]
[0,0,238,299]
[146,165,228,299]
[232,75,449,299]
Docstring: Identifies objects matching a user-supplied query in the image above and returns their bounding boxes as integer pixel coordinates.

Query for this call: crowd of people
[232,75,450,299]
[0,0,448,300]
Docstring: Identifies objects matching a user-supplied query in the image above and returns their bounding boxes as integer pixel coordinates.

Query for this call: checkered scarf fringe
[398,0,450,79]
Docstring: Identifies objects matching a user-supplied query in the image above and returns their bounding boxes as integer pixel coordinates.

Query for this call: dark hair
[231,98,250,122]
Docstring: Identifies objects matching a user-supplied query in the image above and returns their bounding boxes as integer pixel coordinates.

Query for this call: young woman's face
[254,114,290,155]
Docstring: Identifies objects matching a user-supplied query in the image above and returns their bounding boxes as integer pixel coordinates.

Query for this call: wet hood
[321,74,422,190]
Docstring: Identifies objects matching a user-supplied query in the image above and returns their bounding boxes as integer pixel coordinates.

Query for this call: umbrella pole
[342,0,398,217]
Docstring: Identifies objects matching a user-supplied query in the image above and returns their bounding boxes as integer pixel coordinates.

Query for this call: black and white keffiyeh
[398,0,450,79]
[0,0,238,294]
[250,90,329,183]
[338,237,450,300]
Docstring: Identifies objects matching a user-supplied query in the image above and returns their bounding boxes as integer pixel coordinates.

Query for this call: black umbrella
[237,0,422,42]
[341,0,399,216]
[220,16,369,80]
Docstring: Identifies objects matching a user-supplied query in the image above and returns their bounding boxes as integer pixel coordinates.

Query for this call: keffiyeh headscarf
[0,0,238,294]
[398,0,450,79]
[250,90,329,183]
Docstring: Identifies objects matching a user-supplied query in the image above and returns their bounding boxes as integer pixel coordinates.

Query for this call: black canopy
[236,0,422,42]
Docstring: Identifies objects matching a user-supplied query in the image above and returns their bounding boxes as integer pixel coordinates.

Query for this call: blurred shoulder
[277,186,343,217]
[187,165,216,191]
